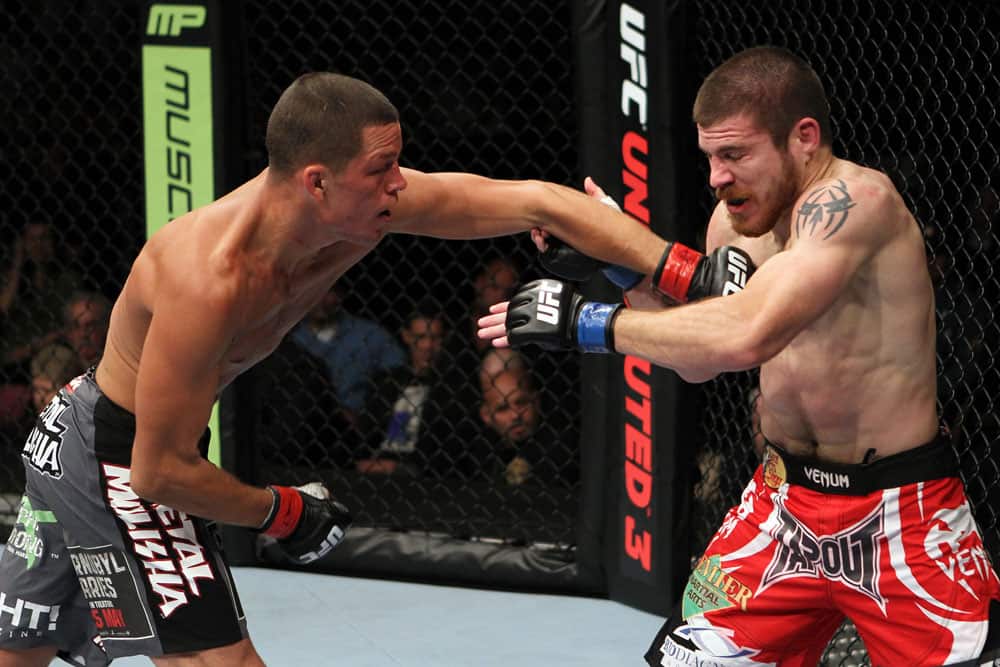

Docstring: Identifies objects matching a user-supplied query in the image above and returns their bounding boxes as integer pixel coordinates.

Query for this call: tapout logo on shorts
[760,498,886,612]
[103,464,215,618]
[22,393,70,479]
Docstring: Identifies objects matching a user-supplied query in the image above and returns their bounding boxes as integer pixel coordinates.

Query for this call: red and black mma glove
[258,482,352,564]
[538,194,757,301]
[650,243,755,303]
[505,279,624,353]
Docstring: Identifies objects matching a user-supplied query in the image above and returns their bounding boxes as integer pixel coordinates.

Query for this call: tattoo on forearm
[795,179,856,240]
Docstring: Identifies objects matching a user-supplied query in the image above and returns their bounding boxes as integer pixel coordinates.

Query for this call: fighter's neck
[224,175,328,276]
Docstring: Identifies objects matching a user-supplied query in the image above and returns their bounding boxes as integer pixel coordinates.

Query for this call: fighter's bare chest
[222,280,335,376]
[221,243,372,377]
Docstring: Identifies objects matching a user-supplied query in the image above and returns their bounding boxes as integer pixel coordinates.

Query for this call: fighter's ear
[301,165,328,199]
[790,117,822,154]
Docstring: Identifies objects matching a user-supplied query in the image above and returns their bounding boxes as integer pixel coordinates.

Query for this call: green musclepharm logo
[146,4,206,37]
[14,496,58,570]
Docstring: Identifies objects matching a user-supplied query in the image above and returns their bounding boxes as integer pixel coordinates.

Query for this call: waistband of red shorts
[761,428,959,495]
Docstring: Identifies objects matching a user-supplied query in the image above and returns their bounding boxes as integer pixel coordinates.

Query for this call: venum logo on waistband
[803,466,851,489]
[22,394,70,479]
[760,497,886,613]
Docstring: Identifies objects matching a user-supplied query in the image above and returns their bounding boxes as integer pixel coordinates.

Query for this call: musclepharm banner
[141,1,220,464]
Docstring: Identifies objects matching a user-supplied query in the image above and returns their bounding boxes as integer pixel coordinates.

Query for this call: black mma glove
[651,243,755,303]
[259,482,352,564]
[505,279,624,353]
[538,238,605,282]
[538,194,645,290]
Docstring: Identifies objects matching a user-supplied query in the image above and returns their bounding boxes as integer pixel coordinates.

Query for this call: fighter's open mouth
[728,198,747,206]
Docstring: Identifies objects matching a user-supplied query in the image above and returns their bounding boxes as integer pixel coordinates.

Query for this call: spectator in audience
[471,256,521,342]
[63,290,112,368]
[447,256,522,373]
[30,342,84,413]
[290,283,405,426]
[469,351,577,486]
[356,300,453,476]
[0,343,83,494]
[0,220,81,379]
[254,335,346,470]
[478,346,527,388]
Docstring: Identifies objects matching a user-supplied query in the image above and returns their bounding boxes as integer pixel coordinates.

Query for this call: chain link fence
[682,1,1000,664]
[237,0,586,556]
[0,0,145,535]
[2,0,996,661]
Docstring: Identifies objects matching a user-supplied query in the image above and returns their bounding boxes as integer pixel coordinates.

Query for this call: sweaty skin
[480,114,938,464]
[95,121,669,530]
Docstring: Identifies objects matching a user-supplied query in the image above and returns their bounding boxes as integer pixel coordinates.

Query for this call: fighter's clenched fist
[477,279,623,353]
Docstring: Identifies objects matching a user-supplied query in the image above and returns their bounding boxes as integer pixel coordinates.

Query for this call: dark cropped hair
[265,72,399,175]
[406,297,445,327]
[693,46,832,149]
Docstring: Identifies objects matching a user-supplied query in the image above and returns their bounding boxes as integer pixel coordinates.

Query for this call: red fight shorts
[645,434,1000,667]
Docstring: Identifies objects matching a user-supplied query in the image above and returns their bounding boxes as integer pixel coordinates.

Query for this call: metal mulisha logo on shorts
[22,393,71,479]
[759,497,887,613]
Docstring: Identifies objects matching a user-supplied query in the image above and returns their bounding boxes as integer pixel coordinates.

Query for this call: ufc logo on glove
[723,250,750,296]
[296,525,347,564]
[535,280,564,324]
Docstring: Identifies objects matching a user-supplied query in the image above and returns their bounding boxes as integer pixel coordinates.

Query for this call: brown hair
[693,46,831,149]
[265,72,399,175]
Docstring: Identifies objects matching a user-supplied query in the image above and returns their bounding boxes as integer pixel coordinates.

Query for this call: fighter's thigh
[853,481,1000,666]
[647,537,841,660]
[0,492,97,658]
[643,598,842,667]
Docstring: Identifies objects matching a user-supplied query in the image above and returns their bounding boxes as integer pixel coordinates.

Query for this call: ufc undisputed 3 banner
[573,0,692,616]
[141,1,222,464]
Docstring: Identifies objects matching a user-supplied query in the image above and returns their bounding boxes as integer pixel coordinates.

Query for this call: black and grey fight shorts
[0,370,248,665]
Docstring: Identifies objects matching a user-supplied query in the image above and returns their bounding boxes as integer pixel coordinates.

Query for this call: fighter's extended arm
[482,178,892,383]
[389,168,667,275]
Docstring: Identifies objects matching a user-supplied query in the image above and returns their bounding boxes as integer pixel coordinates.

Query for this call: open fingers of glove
[477,304,510,347]
[530,227,550,251]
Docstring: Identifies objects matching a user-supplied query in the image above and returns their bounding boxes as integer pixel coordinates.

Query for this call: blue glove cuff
[601,265,643,291]
[576,302,623,353]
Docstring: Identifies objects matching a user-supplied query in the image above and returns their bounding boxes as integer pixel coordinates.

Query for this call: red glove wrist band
[652,242,702,303]
[262,485,303,539]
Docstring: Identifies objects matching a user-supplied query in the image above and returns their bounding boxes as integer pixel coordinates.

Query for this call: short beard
[731,157,799,238]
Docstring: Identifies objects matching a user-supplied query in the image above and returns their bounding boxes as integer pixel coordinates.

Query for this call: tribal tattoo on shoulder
[795,179,856,240]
